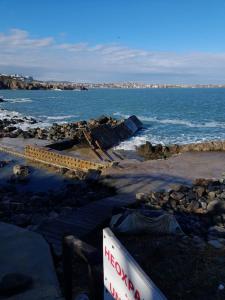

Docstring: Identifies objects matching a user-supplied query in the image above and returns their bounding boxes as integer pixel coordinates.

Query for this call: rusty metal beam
[0,144,111,171]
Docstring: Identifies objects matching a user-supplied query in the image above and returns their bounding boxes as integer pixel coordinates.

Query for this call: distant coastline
[1,73,225,90]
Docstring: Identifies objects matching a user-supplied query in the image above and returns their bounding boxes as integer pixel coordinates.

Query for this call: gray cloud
[0,28,225,83]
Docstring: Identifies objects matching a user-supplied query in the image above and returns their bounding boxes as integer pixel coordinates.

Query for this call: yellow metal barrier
[25,145,107,171]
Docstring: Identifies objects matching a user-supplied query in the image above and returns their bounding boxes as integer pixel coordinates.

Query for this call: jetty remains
[0,115,143,172]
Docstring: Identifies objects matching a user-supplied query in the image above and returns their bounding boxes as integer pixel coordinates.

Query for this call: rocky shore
[137,140,225,160]
[0,111,143,152]
[135,178,225,249]
[0,111,119,141]
[1,112,225,299]
[0,160,115,230]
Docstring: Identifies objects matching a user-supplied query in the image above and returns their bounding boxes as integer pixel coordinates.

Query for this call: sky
[0,0,225,83]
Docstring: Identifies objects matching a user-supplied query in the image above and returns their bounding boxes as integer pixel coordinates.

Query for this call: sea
[1,88,225,150]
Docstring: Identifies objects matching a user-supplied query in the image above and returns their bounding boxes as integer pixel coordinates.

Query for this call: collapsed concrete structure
[83,115,143,150]
[47,115,143,151]
[0,115,143,173]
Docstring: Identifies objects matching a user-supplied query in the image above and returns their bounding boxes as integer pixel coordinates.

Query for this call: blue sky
[0,0,225,83]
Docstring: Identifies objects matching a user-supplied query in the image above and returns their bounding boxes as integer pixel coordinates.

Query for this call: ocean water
[0,88,225,150]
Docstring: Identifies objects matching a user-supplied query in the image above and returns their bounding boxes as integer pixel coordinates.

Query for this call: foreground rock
[0,273,33,297]
[0,222,63,299]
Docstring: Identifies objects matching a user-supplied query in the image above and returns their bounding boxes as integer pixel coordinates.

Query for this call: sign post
[103,228,167,300]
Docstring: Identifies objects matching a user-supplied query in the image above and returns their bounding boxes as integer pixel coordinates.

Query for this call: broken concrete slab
[0,222,63,300]
[90,115,143,149]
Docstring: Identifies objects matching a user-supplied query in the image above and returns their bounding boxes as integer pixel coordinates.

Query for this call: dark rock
[208,239,224,249]
[170,191,185,201]
[85,169,101,181]
[31,213,47,225]
[194,186,205,197]
[136,192,148,202]
[208,226,225,238]
[13,165,29,176]
[0,160,8,168]
[207,199,225,215]
[193,178,213,186]
[189,200,200,212]
[0,273,33,296]
[169,184,183,192]
[96,115,110,124]
[11,214,30,226]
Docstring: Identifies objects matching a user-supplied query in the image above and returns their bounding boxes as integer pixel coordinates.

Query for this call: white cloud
[0,28,225,83]
[0,29,54,49]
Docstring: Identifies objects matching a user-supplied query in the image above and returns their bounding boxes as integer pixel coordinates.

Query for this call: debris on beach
[110,209,183,235]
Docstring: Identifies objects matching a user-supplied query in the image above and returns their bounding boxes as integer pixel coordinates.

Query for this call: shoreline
[2,74,225,90]
[1,117,225,299]
[1,107,225,151]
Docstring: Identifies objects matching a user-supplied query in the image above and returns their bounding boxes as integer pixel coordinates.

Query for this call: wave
[40,114,78,120]
[113,112,225,129]
[3,98,33,103]
[115,132,225,151]
[0,108,44,130]
[0,109,21,119]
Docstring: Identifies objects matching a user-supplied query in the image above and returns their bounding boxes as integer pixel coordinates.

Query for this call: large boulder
[0,222,63,299]
[0,273,33,297]
[207,199,225,215]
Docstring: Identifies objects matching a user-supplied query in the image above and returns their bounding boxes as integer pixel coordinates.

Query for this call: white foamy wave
[18,121,51,130]
[113,112,225,129]
[113,112,130,119]
[0,108,48,130]
[115,131,225,151]
[4,98,33,103]
[115,136,151,151]
[0,109,21,119]
[140,117,225,128]
[40,115,78,120]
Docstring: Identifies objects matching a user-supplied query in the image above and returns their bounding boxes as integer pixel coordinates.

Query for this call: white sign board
[103,228,167,300]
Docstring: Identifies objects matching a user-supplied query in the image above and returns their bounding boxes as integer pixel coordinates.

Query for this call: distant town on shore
[1,73,225,90]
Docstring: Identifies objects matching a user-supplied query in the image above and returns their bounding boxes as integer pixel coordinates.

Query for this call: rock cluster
[137,141,225,160]
[0,173,115,230]
[0,113,119,142]
[136,178,225,249]
[0,110,37,138]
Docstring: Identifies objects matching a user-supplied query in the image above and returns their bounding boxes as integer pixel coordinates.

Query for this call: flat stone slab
[0,222,63,300]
